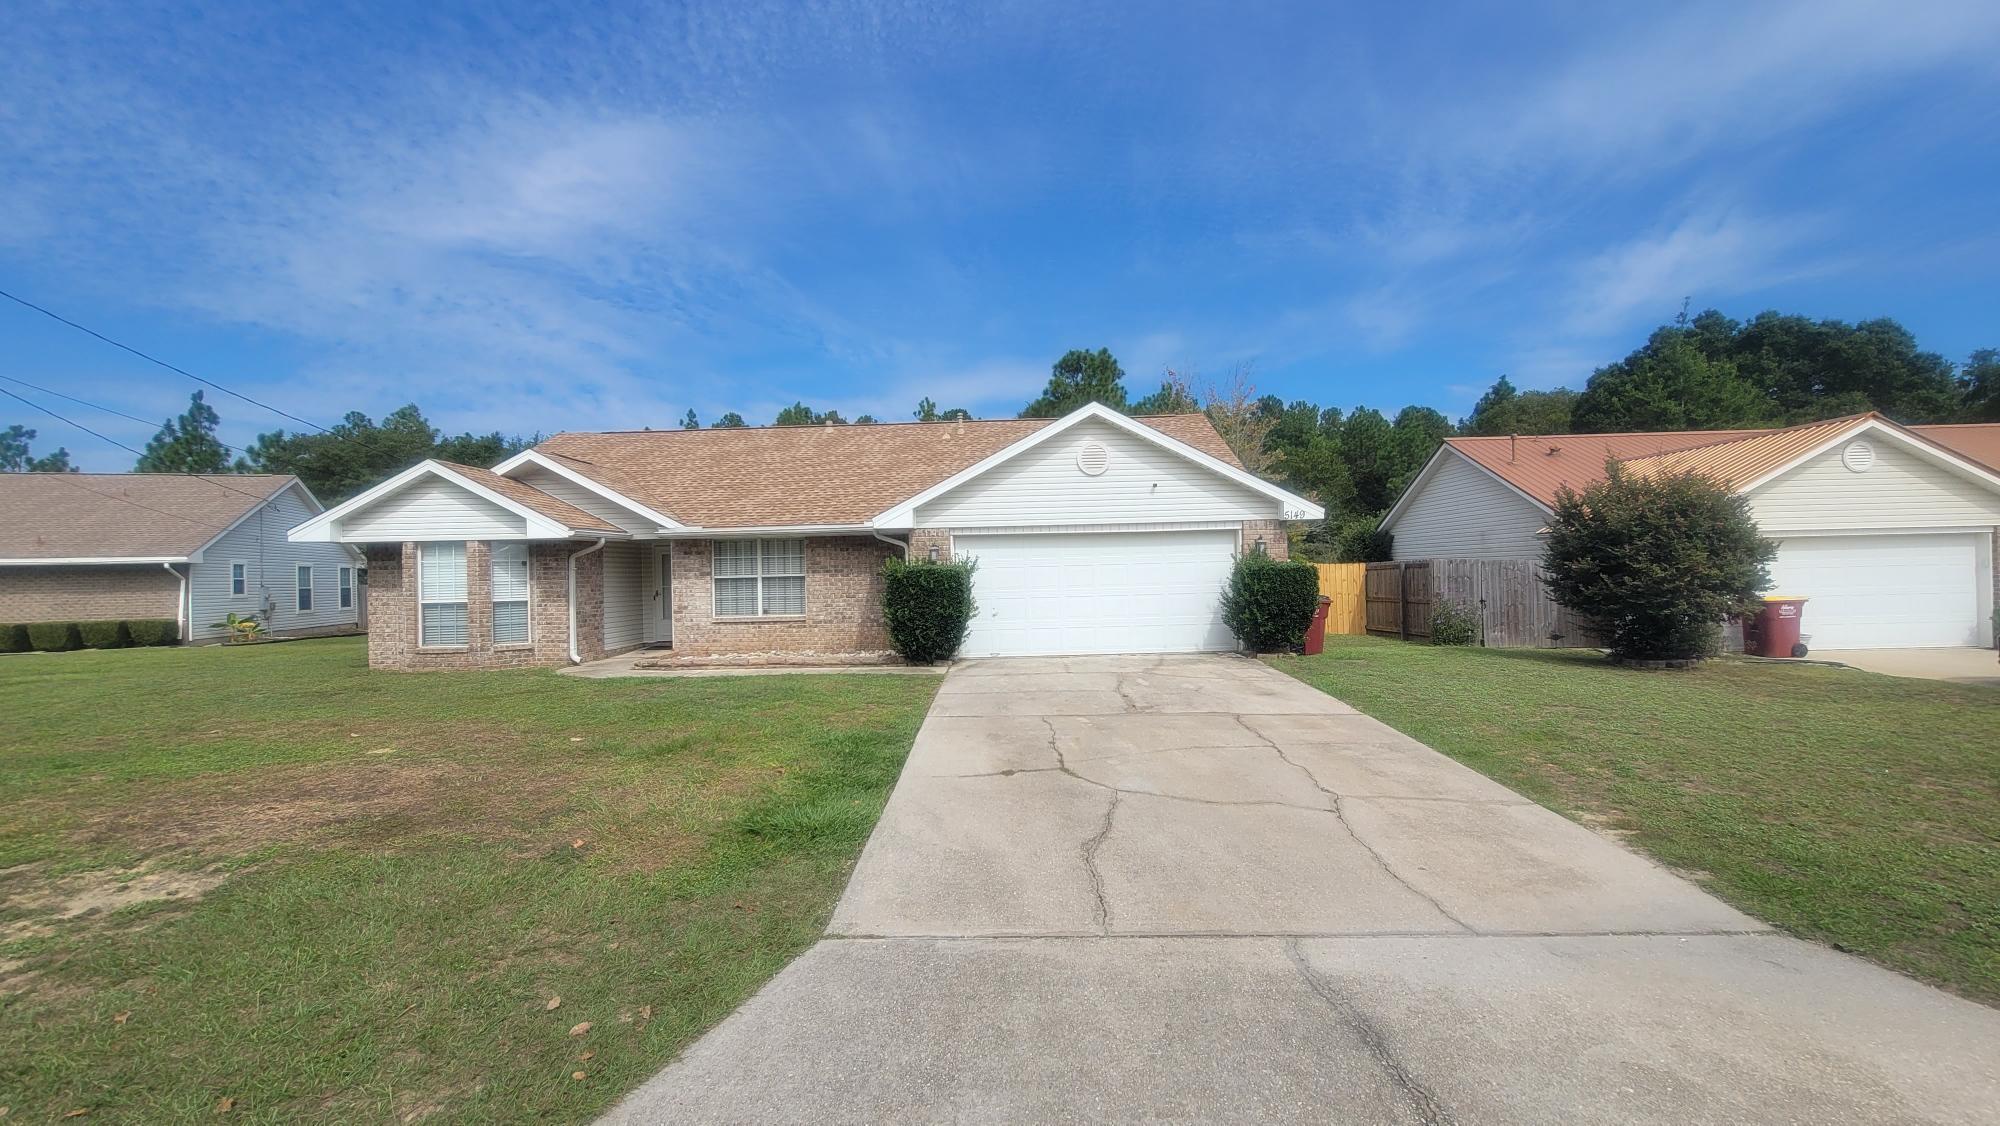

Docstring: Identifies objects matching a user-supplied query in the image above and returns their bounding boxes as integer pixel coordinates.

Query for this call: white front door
[1768,533,1988,649]
[958,529,1239,657]
[643,547,674,645]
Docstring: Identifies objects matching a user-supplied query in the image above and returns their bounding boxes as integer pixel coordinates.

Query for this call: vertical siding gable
[912,418,1276,527]
[339,477,527,539]
[1389,451,1549,560]
[190,485,360,638]
[511,466,662,534]
[1747,440,2000,532]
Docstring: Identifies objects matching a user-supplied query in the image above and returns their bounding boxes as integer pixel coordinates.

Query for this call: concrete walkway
[1813,647,2000,687]
[604,654,2000,1124]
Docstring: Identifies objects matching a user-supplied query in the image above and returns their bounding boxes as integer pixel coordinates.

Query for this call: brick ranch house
[289,404,1323,669]
[0,473,363,642]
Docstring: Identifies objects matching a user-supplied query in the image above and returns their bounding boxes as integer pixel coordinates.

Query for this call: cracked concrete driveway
[605,655,2000,1125]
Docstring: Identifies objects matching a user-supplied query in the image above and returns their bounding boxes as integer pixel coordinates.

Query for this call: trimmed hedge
[881,557,978,664]
[1429,602,1481,646]
[78,619,131,649]
[27,622,82,652]
[0,624,29,653]
[125,618,181,647]
[1220,553,1321,653]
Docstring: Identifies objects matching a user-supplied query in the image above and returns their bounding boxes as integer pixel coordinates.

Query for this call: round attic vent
[1841,441,1875,474]
[1076,441,1110,476]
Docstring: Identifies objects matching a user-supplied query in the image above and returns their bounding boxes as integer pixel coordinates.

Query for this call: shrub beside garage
[3,618,179,653]
[1221,553,1322,653]
[881,557,978,664]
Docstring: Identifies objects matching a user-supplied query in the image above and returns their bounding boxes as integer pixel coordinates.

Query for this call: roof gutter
[163,562,187,643]
[0,556,189,566]
[871,529,910,561]
[567,538,608,664]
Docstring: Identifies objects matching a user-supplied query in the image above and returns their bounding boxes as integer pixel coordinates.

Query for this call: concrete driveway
[1814,647,2000,687]
[606,655,2000,1124]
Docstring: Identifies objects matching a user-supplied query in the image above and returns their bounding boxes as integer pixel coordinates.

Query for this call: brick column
[906,529,949,562]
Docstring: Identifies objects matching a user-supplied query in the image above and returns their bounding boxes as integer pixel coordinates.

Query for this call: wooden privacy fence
[1311,563,1367,635]
[1365,558,1600,648]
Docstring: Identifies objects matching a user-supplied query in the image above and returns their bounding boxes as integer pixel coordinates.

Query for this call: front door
[643,547,674,646]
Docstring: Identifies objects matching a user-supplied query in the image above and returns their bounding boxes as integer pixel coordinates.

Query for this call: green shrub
[124,618,181,647]
[1331,514,1393,563]
[1542,464,1773,661]
[1220,553,1321,653]
[26,622,82,652]
[0,624,28,653]
[881,557,978,663]
[77,620,130,648]
[1428,601,1481,646]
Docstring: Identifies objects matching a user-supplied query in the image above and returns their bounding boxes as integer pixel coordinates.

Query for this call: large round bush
[881,557,978,664]
[1220,554,1321,653]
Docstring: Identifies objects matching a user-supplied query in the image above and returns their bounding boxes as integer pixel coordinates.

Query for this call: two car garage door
[1768,533,1989,649]
[958,529,1239,657]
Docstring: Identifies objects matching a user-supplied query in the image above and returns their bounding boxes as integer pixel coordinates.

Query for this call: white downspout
[163,562,187,643]
[567,538,607,664]
[870,529,910,560]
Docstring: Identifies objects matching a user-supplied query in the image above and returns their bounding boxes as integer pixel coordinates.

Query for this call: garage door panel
[1769,534,1983,650]
[958,529,1239,656]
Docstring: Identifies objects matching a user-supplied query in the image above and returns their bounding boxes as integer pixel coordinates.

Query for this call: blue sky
[4,0,1998,470]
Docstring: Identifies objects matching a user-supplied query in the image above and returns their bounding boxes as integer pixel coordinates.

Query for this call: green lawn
[0,638,938,1123]
[1272,637,2000,1004]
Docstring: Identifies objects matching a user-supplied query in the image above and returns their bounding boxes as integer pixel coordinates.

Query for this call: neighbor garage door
[1767,533,1986,649]
[956,529,1239,657]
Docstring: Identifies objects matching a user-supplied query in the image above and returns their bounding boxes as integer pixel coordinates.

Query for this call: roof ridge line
[1619,412,1877,466]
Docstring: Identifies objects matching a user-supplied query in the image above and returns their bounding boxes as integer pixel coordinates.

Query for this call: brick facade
[663,536,900,662]
[365,541,603,670]
[1239,519,1290,561]
[0,564,180,623]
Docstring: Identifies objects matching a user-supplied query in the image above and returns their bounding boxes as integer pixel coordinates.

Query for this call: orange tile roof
[0,473,295,560]
[1912,423,2000,473]
[1619,413,1876,487]
[433,461,624,533]
[531,414,1239,529]
[1445,430,1763,508]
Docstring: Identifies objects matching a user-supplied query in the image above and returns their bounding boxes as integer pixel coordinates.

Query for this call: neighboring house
[1381,414,2000,650]
[289,404,1323,668]
[0,473,364,642]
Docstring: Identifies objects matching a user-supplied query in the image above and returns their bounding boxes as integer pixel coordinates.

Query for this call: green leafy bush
[1542,463,1773,661]
[1220,553,1322,652]
[881,557,978,664]
[77,620,130,649]
[1429,602,1481,646]
[124,618,181,647]
[1331,514,1393,563]
[27,622,82,652]
[0,624,28,653]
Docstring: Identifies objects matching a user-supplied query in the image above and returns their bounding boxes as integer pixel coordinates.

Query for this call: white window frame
[230,560,247,596]
[295,564,313,611]
[711,539,807,619]
[417,541,469,648]
[490,543,532,647]
[338,566,353,609]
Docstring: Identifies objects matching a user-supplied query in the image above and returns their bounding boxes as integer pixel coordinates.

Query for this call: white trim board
[288,460,612,543]
[1379,443,1553,533]
[492,449,687,531]
[1737,416,2000,497]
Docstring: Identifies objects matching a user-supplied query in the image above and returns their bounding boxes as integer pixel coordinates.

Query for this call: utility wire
[0,286,329,433]
[0,373,249,456]
[1,385,284,506]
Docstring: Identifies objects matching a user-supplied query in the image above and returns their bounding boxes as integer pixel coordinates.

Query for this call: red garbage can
[1303,595,1332,655]
[1748,595,1809,658]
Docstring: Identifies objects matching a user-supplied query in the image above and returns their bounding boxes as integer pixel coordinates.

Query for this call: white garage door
[957,529,1239,657]
[1768,534,1985,649]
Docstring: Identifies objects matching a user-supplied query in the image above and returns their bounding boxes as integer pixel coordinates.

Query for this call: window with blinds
[296,565,314,611]
[712,539,806,617]
[419,541,469,646]
[491,542,530,644]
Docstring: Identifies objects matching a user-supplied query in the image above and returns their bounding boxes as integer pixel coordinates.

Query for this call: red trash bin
[1749,595,1809,658]
[1303,595,1332,655]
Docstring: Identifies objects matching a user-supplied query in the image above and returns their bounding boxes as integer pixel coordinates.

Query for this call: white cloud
[1562,208,1832,335]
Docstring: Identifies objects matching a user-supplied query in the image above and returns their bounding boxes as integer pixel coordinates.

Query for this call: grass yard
[1272,637,2000,1004]
[0,637,939,1123]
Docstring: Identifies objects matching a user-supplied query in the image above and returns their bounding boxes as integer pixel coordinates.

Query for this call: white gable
[1749,436,2000,533]
[1389,449,1548,560]
[509,465,660,534]
[339,477,528,540]
[912,417,1281,528]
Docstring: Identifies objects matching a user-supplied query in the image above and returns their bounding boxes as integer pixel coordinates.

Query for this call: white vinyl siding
[419,541,469,646]
[713,539,805,618]
[340,477,527,540]
[1747,439,2000,533]
[1389,450,1549,560]
[600,541,647,651]
[913,417,1277,528]
[490,542,530,644]
[509,465,661,534]
[295,565,313,611]
[187,485,359,640]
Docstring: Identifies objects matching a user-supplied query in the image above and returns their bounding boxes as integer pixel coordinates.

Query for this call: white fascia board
[492,449,687,531]
[654,524,872,539]
[870,402,1324,527]
[1379,444,1554,533]
[0,555,188,565]
[287,460,593,543]
[1737,417,2000,497]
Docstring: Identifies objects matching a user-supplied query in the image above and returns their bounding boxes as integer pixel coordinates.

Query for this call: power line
[0,286,329,433]
[0,373,248,456]
[1,385,284,507]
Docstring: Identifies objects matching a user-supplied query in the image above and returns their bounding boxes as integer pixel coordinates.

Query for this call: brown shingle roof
[0,473,294,560]
[432,462,623,533]
[532,414,1240,528]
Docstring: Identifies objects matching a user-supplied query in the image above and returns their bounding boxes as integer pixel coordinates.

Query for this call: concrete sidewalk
[604,654,2000,1124]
